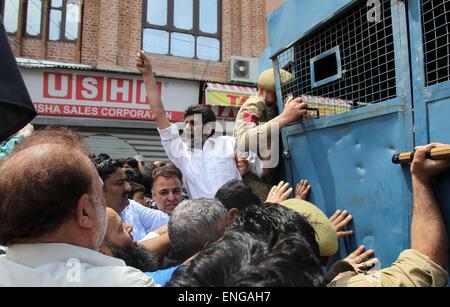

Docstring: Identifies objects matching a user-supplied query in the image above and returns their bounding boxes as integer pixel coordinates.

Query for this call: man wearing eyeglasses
[137,52,264,199]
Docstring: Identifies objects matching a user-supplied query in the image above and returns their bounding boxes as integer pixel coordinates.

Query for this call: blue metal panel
[408,0,429,145]
[268,0,415,268]
[408,0,450,143]
[423,81,450,103]
[282,110,412,265]
[428,98,450,143]
[258,47,273,73]
[267,0,356,57]
[408,0,450,277]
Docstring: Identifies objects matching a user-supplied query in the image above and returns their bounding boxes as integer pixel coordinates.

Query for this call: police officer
[234,68,307,157]
[234,68,307,198]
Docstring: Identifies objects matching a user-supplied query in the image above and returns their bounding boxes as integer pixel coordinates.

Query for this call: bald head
[12,126,87,155]
[0,143,95,245]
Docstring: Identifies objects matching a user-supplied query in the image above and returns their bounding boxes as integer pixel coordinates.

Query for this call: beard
[106,242,160,272]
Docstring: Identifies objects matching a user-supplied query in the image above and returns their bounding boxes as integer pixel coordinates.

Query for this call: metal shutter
[79,127,167,163]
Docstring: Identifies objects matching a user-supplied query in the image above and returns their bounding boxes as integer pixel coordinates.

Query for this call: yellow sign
[206,90,253,107]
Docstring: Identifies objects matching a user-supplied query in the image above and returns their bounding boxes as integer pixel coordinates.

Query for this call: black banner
[0,15,36,142]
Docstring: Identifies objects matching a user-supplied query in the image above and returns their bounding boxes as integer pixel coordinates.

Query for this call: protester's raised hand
[265,181,293,203]
[344,245,378,272]
[329,210,353,238]
[295,180,311,200]
[136,50,153,76]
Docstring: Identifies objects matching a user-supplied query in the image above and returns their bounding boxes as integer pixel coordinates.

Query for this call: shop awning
[205,82,257,107]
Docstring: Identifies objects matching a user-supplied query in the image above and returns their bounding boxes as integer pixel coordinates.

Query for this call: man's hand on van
[265,181,293,203]
[329,210,353,238]
[295,180,311,200]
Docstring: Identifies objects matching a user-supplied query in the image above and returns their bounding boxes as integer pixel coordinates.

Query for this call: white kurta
[158,124,262,199]
[0,243,157,287]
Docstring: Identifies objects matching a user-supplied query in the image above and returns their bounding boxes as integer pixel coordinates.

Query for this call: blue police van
[264,0,450,268]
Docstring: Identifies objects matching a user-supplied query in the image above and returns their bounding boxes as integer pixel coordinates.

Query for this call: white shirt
[120,200,169,241]
[0,243,157,287]
[139,231,160,242]
[158,124,262,199]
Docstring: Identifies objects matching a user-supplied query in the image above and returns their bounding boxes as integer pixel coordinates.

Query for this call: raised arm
[411,143,450,269]
[234,97,308,153]
[136,51,171,130]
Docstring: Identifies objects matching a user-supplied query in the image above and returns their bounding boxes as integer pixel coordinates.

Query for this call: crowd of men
[0,52,448,287]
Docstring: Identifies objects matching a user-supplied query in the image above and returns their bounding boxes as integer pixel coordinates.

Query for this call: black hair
[124,168,144,186]
[152,166,183,183]
[93,158,125,183]
[183,105,216,125]
[215,180,261,211]
[105,242,160,272]
[91,153,111,165]
[98,153,111,160]
[125,157,139,169]
[167,231,324,287]
[141,166,155,194]
[129,182,146,199]
[228,203,320,257]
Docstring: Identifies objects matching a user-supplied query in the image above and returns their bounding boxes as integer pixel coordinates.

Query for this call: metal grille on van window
[277,0,396,118]
[422,0,450,87]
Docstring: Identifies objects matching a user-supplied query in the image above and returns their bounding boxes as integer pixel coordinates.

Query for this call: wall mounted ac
[228,56,259,84]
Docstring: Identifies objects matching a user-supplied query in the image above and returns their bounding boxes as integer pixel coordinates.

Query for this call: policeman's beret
[281,198,339,257]
[258,68,293,93]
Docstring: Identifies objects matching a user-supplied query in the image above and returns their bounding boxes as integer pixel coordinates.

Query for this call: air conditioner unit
[228,56,259,84]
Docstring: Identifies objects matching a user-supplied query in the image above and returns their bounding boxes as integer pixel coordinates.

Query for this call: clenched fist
[136,51,153,76]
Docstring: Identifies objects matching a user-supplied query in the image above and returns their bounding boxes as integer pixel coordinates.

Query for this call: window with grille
[142,0,221,61]
[277,0,396,118]
[422,0,450,87]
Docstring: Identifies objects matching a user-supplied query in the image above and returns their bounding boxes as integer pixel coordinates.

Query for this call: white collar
[5,243,125,268]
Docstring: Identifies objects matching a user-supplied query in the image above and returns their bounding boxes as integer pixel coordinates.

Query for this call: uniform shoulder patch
[243,112,260,125]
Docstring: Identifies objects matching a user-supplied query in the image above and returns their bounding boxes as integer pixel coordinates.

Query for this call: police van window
[310,46,342,88]
[142,0,221,61]
[276,0,396,119]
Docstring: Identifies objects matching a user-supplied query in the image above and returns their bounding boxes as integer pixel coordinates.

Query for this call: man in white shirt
[0,137,156,287]
[94,158,169,241]
[137,52,263,198]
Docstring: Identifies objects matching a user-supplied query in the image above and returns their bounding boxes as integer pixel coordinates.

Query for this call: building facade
[1,0,269,161]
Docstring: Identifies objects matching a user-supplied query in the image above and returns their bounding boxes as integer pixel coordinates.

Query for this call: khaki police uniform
[328,249,448,287]
[242,172,272,203]
[234,94,278,153]
[234,68,291,153]
[234,69,292,191]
